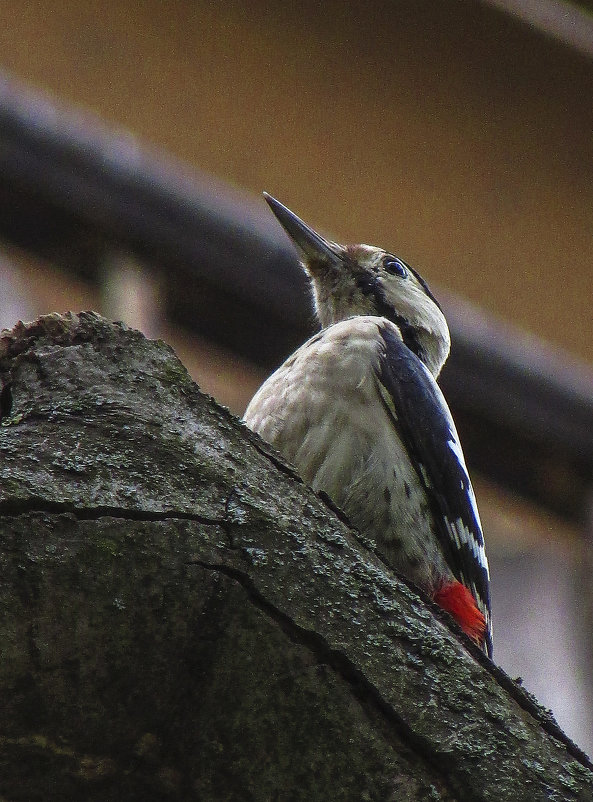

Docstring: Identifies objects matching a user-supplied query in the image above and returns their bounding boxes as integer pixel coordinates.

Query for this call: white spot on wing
[447,437,483,533]
[446,516,490,581]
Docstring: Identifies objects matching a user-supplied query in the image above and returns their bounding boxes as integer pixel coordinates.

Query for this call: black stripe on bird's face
[354,271,429,365]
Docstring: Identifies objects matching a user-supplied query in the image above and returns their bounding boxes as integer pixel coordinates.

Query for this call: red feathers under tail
[433,581,486,648]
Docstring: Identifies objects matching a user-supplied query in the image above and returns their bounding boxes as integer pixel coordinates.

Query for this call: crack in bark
[240,438,593,775]
[0,498,224,527]
[194,556,593,777]
[0,380,12,421]
[2,498,590,773]
[191,558,460,800]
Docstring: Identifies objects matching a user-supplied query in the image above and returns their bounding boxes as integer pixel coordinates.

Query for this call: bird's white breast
[244,316,450,585]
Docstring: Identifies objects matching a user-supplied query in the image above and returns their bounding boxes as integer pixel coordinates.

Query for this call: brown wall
[0,0,591,362]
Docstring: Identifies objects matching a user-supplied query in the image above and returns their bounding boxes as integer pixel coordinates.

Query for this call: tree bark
[0,311,590,802]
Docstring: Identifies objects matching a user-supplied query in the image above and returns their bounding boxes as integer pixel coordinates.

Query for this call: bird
[244,193,492,657]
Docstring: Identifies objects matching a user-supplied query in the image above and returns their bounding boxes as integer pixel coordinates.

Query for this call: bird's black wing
[376,323,492,651]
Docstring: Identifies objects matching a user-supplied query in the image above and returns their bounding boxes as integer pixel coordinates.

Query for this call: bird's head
[264,193,451,378]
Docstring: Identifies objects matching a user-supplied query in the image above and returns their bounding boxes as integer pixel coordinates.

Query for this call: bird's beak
[263,193,343,269]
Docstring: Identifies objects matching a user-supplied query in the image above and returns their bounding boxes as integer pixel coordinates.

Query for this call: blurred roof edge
[483,0,593,58]
[0,70,592,522]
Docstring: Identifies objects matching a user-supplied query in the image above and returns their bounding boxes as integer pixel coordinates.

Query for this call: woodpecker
[244,194,492,657]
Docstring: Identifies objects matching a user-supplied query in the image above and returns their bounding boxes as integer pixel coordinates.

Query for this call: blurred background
[0,0,592,754]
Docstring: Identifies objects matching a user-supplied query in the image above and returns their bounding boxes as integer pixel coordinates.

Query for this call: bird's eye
[383,258,408,278]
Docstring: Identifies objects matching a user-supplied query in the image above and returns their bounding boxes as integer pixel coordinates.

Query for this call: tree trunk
[0,312,590,802]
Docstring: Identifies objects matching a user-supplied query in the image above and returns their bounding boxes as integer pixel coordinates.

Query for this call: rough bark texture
[0,312,591,802]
